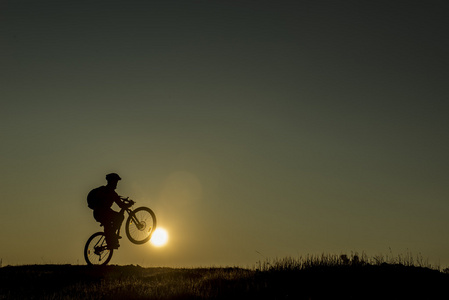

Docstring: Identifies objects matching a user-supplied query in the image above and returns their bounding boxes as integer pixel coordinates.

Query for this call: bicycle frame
[115,201,145,236]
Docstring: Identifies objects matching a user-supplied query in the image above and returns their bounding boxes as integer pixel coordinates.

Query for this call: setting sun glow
[150,228,169,247]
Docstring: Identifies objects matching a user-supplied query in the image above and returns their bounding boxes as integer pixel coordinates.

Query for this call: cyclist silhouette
[87,173,131,249]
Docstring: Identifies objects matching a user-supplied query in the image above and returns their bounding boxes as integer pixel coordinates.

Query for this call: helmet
[106,173,121,181]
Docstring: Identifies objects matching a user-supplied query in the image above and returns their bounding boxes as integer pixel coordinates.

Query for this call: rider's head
[106,173,121,189]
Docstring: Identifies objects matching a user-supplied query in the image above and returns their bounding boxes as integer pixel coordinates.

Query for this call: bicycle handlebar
[119,196,135,206]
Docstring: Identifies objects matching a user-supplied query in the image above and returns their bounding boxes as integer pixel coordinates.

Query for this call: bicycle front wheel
[84,232,114,265]
[125,207,157,244]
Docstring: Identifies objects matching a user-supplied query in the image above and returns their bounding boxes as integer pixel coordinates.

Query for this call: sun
[150,228,169,247]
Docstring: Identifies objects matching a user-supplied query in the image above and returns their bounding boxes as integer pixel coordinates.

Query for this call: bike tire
[125,207,157,244]
[84,232,114,266]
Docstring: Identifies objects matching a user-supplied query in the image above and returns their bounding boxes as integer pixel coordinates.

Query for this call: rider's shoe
[107,243,120,250]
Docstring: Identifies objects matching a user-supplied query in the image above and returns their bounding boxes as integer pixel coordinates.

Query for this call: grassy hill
[1,255,448,299]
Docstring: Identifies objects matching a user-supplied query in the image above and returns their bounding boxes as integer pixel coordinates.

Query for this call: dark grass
[1,255,448,299]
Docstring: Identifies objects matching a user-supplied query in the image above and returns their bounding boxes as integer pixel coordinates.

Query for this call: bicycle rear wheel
[84,232,114,265]
[125,207,156,244]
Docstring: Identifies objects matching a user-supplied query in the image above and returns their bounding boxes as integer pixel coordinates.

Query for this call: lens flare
[150,228,169,247]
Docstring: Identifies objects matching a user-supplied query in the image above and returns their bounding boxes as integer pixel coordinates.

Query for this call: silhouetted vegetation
[1,254,448,299]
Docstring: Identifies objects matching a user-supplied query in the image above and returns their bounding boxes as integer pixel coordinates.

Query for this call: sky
[1,0,449,267]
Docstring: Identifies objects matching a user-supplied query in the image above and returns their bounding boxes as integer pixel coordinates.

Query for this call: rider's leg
[103,209,123,247]
[110,210,124,236]
[96,209,121,248]
[104,222,117,247]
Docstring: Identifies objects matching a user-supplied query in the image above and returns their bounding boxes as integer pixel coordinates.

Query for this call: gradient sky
[1,1,449,267]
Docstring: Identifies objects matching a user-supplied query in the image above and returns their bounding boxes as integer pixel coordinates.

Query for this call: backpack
[87,187,103,209]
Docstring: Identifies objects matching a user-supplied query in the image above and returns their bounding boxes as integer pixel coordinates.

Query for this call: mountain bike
[84,198,157,265]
